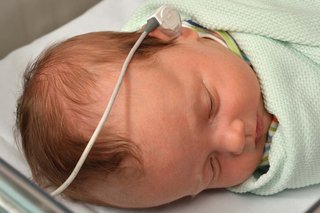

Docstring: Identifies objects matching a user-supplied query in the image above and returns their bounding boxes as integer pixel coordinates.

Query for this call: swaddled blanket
[123,0,320,195]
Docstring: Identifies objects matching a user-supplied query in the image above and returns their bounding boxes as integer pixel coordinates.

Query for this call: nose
[216,119,246,155]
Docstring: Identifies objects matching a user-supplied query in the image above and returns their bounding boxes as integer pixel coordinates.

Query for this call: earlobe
[179,27,199,40]
[148,27,199,41]
[148,27,177,41]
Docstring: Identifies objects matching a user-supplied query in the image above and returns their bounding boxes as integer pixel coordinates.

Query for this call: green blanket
[123,0,320,195]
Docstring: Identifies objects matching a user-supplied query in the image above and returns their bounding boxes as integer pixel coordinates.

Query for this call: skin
[96,27,272,208]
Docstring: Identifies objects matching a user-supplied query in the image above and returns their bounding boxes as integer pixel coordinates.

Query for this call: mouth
[255,114,264,144]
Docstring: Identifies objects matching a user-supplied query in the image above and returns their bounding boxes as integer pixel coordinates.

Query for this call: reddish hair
[16,31,175,204]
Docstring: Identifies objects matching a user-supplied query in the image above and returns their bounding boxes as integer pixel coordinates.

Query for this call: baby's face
[99,28,272,207]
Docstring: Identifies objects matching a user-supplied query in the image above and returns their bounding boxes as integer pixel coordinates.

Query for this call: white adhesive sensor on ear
[148,5,182,38]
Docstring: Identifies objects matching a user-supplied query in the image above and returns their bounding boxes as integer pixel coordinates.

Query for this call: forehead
[120,54,206,157]
[117,42,215,145]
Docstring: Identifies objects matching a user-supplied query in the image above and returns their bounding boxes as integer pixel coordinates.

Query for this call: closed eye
[203,84,215,118]
[210,157,214,170]
[210,156,217,183]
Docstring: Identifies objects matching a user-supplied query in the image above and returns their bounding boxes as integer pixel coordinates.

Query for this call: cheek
[241,68,260,90]
[215,64,260,102]
[216,151,263,186]
[241,66,261,98]
[228,59,260,91]
[228,70,261,110]
[248,72,261,97]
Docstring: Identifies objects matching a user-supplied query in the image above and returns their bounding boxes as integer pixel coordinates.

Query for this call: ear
[148,27,199,41]
[147,27,176,41]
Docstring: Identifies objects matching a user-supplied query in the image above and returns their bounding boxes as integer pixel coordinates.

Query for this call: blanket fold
[123,0,320,195]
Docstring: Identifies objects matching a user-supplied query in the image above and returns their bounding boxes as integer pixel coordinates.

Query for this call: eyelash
[208,94,214,118]
[206,89,215,119]
[210,156,217,178]
[203,82,217,119]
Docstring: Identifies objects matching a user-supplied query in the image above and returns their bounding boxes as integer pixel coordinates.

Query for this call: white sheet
[0,0,319,212]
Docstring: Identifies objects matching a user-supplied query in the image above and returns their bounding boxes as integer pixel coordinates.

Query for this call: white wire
[198,32,229,48]
[51,31,148,196]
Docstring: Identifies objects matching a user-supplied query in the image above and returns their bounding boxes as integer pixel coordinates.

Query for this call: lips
[255,115,264,143]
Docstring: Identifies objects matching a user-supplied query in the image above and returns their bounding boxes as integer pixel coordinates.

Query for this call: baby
[16,0,320,209]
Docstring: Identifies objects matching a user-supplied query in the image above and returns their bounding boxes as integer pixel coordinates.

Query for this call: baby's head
[16,27,272,208]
